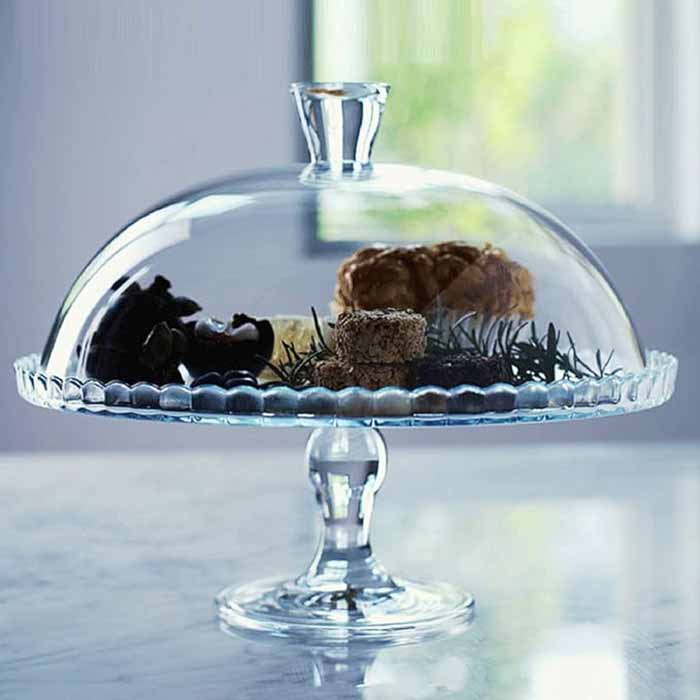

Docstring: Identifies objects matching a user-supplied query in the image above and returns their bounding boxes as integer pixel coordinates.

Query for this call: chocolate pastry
[184,313,274,378]
[85,275,200,384]
[190,369,258,389]
[411,351,512,388]
[333,242,534,319]
[139,322,188,385]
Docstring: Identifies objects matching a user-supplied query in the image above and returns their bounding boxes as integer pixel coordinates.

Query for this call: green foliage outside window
[315,0,620,204]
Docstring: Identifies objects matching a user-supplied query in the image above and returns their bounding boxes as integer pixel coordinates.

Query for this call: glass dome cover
[17,82,676,425]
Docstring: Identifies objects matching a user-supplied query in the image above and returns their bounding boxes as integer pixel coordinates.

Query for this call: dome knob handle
[291,82,389,176]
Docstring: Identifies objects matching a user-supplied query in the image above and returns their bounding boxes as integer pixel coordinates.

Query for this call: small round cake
[335,309,427,364]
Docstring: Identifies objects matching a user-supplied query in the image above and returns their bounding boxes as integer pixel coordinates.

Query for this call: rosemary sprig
[258,307,334,388]
[426,310,621,384]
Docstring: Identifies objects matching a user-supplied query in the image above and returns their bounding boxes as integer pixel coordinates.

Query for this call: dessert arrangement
[80,241,623,395]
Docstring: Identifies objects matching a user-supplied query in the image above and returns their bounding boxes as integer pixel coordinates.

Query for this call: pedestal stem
[300,428,394,595]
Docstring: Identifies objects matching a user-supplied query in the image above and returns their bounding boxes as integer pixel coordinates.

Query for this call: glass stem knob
[300,427,394,594]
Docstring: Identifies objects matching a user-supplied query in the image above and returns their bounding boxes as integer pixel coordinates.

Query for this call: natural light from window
[314,0,700,242]
[315,0,621,205]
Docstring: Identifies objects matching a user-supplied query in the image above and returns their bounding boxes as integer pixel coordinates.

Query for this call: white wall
[1,0,696,452]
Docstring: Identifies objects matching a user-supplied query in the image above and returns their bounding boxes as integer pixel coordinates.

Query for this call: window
[313,0,700,244]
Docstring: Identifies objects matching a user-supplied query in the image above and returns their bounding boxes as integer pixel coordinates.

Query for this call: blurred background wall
[1,0,697,452]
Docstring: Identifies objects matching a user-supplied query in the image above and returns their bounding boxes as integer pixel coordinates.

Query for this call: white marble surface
[1,442,699,699]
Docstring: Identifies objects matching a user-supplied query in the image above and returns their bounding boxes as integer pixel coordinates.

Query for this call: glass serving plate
[15,82,677,645]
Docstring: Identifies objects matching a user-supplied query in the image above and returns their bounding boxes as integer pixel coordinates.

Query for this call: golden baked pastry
[333,242,534,318]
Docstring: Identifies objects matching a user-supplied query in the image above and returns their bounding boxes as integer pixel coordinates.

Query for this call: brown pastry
[335,309,426,364]
[333,241,534,318]
[314,359,410,391]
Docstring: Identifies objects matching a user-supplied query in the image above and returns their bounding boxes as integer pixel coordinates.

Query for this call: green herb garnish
[258,307,334,388]
[426,310,621,385]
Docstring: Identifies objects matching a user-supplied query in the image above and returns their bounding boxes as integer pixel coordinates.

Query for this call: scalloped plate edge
[14,351,677,427]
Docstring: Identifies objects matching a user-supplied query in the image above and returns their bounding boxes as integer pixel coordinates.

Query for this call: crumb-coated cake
[333,241,534,318]
[314,359,411,391]
[335,309,427,364]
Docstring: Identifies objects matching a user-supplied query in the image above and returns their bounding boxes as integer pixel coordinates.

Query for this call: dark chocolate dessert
[411,351,512,389]
[184,313,274,379]
[139,322,189,385]
[190,369,259,389]
[85,275,200,384]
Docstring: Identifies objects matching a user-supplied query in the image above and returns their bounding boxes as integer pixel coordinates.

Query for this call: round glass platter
[15,349,676,428]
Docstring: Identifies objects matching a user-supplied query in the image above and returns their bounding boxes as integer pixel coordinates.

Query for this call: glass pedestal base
[216,427,475,644]
[217,576,474,644]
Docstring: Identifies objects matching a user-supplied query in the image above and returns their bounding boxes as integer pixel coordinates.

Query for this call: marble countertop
[1,441,699,699]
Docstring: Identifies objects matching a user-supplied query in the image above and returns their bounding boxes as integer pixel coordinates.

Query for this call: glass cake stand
[14,350,677,644]
[15,80,679,645]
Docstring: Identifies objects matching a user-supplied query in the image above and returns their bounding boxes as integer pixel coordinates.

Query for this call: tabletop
[1,441,699,700]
